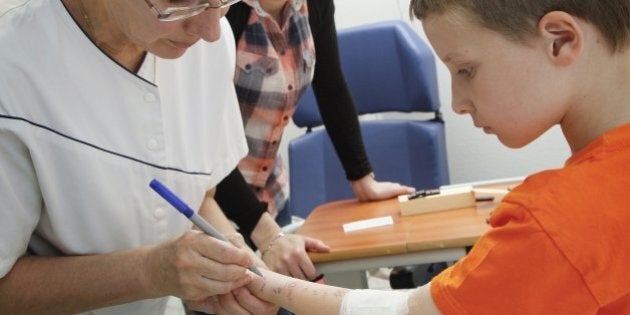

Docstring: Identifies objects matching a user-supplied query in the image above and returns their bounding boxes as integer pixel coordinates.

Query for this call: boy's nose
[451,84,473,115]
[452,99,472,115]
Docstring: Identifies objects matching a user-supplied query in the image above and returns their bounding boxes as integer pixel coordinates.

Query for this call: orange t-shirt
[431,124,630,314]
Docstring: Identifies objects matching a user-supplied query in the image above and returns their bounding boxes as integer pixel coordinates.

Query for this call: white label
[342,216,394,233]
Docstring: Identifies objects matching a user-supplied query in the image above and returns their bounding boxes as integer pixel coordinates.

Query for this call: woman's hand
[260,233,330,280]
[251,213,330,280]
[350,172,415,201]
[143,230,254,301]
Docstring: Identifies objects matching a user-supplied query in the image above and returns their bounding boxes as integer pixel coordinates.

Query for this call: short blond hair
[410,0,630,51]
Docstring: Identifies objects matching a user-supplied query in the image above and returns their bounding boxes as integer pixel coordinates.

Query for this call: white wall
[279,0,571,185]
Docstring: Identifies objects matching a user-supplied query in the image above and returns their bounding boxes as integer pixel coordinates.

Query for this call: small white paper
[342,216,394,233]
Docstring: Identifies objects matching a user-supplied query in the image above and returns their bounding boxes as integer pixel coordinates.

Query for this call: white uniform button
[147,138,159,150]
[154,207,167,219]
[155,220,168,238]
[144,92,156,103]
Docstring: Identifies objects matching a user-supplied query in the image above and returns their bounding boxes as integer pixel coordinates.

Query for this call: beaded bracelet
[260,231,285,258]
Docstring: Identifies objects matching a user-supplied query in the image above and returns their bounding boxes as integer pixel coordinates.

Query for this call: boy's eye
[457,67,474,77]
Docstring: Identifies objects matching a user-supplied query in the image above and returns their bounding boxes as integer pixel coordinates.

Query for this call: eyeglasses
[145,0,242,22]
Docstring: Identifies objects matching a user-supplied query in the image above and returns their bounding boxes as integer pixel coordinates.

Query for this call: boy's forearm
[248,269,349,315]
[248,270,441,315]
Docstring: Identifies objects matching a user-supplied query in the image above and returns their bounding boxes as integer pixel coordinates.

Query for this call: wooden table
[297,178,522,288]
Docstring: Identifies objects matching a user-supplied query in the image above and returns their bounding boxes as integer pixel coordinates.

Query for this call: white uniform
[0,0,247,313]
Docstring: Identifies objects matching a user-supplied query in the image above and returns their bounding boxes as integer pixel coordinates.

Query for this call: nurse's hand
[143,230,254,301]
[350,172,415,201]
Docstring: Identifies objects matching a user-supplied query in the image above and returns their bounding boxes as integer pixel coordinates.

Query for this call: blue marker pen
[149,179,263,277]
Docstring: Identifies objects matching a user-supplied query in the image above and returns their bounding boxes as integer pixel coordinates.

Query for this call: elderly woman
[0,0,267,314]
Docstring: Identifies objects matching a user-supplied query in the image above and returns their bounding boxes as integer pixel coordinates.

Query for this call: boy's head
[409,1,630,52]
[409,0,630,151]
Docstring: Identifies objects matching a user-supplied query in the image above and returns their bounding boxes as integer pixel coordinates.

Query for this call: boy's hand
[187,287,278,315]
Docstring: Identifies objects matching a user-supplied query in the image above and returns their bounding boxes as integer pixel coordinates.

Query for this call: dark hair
[409,0,630,51]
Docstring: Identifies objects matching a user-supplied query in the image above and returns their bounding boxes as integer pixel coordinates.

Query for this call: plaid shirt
[234,0,315,217]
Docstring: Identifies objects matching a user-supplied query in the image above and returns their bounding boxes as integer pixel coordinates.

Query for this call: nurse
[0,0,256,314]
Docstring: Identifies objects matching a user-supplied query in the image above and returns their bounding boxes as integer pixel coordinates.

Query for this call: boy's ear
[538,11,583,66]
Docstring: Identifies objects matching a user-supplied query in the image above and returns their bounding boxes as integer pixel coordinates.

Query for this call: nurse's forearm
[198,188,241,236]
[0,246,157,314]
[198,190,267,268]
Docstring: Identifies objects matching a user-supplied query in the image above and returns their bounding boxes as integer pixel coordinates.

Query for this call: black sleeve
[215,168,267,238]
[308,0,373,181]
[226,2,251,43]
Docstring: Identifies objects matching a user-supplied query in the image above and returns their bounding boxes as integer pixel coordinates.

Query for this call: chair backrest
[288,20,449,218]
[293,20,441,128]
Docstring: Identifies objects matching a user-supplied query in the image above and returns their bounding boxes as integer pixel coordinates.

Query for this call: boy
[209,1,630,314]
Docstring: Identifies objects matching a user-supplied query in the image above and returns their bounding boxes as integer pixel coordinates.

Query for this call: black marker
[408,188,440,200]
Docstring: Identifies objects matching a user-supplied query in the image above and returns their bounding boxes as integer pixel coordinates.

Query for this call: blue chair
[288,20,449,219]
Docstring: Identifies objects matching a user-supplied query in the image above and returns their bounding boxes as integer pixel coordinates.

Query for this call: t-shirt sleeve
[0,129,42,278]
[430,202,598,314]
